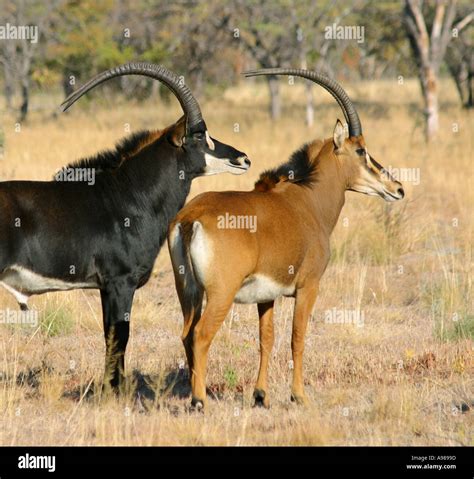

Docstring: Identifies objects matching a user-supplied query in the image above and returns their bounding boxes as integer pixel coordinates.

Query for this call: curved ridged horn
[61,62,205,133]
[243,68,362,137]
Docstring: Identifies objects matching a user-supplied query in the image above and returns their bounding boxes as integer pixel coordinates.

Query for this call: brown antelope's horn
[244,68,362,137]
[61,62,206,133]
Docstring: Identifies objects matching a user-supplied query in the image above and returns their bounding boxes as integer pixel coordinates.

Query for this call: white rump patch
[234,274,295,304]
[168,224,183,261]
[189,222,212,286]
[169,223,188,281]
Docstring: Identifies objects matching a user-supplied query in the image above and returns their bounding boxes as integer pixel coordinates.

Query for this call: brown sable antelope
[168,68,404,409]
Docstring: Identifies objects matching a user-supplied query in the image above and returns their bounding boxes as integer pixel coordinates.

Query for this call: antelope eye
[356,148,365,156]
[193,132,205,141]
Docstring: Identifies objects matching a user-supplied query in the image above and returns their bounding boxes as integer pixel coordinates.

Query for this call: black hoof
[190,396,204,412]
[253,389,266,407]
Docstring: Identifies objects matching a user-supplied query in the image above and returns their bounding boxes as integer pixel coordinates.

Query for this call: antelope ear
[168,115,186,147]
[333,119,347,149]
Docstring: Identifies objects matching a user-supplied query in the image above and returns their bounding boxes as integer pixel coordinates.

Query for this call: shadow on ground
[7,365,256,412]
[58,367,192,405]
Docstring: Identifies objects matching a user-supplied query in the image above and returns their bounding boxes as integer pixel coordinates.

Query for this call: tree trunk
[62,71,75,98]
[467,71,473,108]
[150,79,160,98]
[18,77,29,123]
[449,63,466,105]
[404,0,459,142]
[446,39,474,109]
[422,66,439,141]
[452,65,473,109]
[191,68,204,101]
[305,82,314,127]
[300,55,313,127]
[4,64,14,110]
[267,76,281,120]
[0,126,4,160]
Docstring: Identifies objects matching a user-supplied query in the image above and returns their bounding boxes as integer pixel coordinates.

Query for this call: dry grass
[0,78,472,445]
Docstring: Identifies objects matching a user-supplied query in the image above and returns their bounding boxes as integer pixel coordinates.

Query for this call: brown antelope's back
[168,173,329,304]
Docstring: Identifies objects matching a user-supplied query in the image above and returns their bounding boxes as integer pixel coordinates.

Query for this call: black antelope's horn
[244,68,362,137]
[61,62,205,133]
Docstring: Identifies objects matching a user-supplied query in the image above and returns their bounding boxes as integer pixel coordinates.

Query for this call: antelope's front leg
[291,282,319,405]
[100,279,136,395]
[253,301,274,408]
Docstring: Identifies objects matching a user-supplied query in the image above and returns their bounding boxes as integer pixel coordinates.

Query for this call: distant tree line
[0,0,472,141]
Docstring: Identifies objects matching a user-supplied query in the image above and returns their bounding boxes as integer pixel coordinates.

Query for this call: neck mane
[254,138,347,236]
[53,129,165,178]
[254,140,323,192]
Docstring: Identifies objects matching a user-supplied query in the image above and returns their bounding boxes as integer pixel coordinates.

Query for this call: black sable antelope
[0,62,250,392]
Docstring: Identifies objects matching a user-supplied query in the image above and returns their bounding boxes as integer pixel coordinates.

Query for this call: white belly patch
[0,265,97,308]
[234,274,295,304]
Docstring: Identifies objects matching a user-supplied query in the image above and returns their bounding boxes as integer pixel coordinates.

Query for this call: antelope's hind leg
[253,301,275,408]
[178,287,203,382]
[190,286,241,410]
[168,222,204,385]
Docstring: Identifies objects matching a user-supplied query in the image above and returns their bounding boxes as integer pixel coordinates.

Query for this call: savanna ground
[0,79,472,446]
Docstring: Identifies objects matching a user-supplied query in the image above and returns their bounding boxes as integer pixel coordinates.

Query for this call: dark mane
[54,129,161,178]
[254,143,320,192]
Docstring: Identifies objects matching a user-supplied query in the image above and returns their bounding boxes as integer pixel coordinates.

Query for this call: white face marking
[351,164,401,201]
[203,153,247,176]
[0,265,98,306]
[364,150,381,174]
[205,131,215,151]
[351,167,383,196]
[234,274,295,304]
[365,150,372,166]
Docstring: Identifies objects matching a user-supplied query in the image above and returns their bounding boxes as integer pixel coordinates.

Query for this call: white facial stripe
[352,167,383,193]
[205,131,215,151]
[351,165,401,201]
[365,151,391,179]
[203,153,247,176]
[365,150,373,167]
[204,152,229,175]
